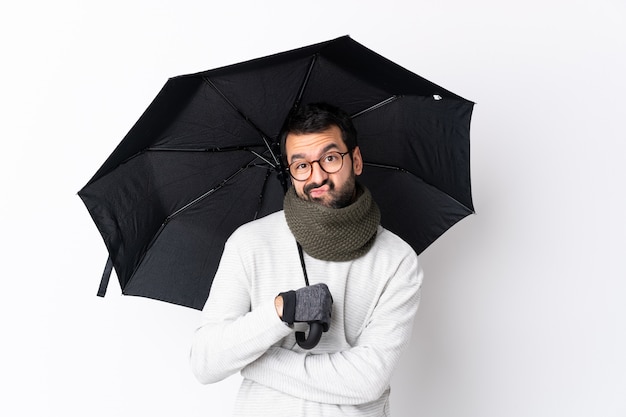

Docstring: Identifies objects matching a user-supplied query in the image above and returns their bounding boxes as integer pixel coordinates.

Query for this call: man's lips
[307,184,330,198]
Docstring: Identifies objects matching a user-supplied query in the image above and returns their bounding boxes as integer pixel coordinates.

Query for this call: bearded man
[191,102,423,417]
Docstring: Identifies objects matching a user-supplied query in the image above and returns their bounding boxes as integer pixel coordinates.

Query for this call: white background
[2,1,625,416]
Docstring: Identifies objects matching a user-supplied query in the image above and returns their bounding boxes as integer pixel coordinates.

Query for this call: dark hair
[279,102,357,163]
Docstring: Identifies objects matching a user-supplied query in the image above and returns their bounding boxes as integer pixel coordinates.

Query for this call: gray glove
[279,283,333,332]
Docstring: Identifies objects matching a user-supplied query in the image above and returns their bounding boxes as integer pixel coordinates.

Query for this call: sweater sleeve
[240,253,423,405]
[190,236,293,384]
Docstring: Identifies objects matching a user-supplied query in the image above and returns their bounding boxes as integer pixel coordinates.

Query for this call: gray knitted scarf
[283,184,381,262]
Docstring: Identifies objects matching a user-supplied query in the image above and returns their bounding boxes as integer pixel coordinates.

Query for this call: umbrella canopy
[79,35,474,310]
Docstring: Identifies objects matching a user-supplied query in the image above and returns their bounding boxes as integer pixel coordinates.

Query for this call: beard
[302,175,357,209]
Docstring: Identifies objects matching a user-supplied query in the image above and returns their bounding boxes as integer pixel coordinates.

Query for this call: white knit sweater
[191,211,423,416]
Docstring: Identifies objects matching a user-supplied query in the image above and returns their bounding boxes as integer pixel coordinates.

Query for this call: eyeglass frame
[287,150,352,182]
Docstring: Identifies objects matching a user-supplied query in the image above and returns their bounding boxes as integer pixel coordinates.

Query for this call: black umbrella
[79,35,474,317]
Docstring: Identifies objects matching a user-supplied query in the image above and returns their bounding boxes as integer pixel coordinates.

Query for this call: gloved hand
[278,283,333,332]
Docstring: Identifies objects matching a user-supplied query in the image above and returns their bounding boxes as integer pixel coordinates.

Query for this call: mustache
[304,180,333,195]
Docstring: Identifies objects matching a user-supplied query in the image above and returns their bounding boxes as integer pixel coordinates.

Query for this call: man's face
[285,125,363,209]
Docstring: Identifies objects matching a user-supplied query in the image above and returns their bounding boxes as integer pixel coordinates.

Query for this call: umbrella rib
[145,146,277,169]
[248,149,276,168]
[351,96,399,119]
[363,162,475,214]
[145,144,264,152]
[167,163,252,220]
[253,169,272,220]
[260,135,280,168]
[126,162,258,292]
[201,76,281,165]
[294,54,318,108]
[268,53,319,195]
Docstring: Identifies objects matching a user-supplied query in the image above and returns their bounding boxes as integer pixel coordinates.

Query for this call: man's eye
[324,154,337,162]
[294,162,309,171]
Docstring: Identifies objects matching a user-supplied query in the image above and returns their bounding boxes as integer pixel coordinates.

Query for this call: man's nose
[309,161,328,183]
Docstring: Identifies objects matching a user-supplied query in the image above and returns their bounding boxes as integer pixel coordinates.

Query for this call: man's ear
[352,146,363,176]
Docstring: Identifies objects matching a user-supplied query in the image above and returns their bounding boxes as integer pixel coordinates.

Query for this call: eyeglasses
[288,151,350,182]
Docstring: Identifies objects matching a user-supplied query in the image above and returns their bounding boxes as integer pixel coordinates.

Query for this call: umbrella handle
[295,323,323,350]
